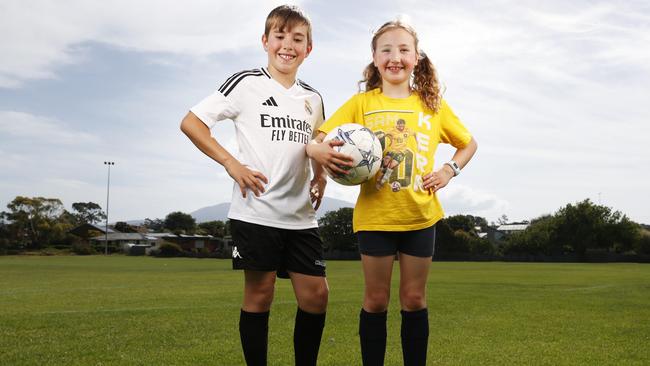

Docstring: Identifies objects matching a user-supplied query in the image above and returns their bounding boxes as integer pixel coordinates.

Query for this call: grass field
[1,256,648,365]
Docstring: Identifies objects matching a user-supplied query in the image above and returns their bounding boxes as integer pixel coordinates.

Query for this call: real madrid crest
[304,100,313,115]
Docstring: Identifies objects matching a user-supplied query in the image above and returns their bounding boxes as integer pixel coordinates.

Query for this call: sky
[1,0,649,225]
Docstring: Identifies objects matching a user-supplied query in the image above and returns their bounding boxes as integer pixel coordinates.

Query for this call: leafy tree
[164,211,196,235]
[318,208,356,251]
[143,218,165,232]
[455,230,494,255]
[445,215,488,235]
[71,202,106,224]
[635,229,650,255]
[114,221,138,233]
[0,213,10,253]
[502,215,559,255]
[3,196,68,249]
[434,220,470,255]
[497,214,509,225]
[198,220,227,237]
[434,215,494,257]
[156,242,184,257]
[504,200,641,256]
[554,199,639,255]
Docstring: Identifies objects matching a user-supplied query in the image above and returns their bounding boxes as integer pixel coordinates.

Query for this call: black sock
[359,308,387,366]
[239,309,269,366]
[294,307,326,366]
[401,308,429,366]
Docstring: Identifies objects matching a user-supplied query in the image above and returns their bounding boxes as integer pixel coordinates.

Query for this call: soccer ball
[323,123,383,186]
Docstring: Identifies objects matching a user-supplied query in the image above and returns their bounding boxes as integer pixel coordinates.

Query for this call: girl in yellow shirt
[307,19,477,365]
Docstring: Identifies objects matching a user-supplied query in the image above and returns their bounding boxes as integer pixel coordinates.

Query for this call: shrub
[71,242,97,255]
[157,242,184,257]
[635,231,650,255]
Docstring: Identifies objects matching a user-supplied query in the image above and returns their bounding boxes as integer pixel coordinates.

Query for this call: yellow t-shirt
[319,88,472,232]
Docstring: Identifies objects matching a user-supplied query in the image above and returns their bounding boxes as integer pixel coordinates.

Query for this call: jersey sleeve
[318,94,361,134]
[189,78,244,129]
[312,95,326,137]
[438,99,472,148]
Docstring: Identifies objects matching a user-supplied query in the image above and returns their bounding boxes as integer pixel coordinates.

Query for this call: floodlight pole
[104,161,115,255]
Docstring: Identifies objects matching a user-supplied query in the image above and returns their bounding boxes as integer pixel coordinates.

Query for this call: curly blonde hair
[359,20,441,113]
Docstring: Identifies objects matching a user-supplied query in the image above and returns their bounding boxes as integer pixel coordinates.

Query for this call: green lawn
[0,256,648,365]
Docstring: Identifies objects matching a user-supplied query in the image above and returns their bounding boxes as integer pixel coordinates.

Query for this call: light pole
[104,161,115,255]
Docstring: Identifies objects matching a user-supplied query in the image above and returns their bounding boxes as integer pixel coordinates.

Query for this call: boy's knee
[244,283,276,311]
[314,285,329,306]
[309,284,330,311]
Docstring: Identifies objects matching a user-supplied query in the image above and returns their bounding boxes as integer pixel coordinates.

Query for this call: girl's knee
[364,290,390,312]
[400,290,426,311]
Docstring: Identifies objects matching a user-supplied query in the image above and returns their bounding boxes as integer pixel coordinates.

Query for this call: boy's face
[262,23,312,80]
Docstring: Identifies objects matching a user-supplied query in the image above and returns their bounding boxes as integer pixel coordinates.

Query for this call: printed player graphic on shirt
[376,118,416,191]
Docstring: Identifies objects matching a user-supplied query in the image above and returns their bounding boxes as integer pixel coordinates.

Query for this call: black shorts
[357,225,436,257]
[230,219,326,278]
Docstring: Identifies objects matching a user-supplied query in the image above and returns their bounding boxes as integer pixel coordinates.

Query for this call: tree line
[0,196,229,254]
[317,199,650,260]
[1,195,649,259]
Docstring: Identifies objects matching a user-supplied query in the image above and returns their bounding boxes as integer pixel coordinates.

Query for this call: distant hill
[190,197,354,223]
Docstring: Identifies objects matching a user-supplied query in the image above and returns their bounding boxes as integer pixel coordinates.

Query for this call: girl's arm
[305,132,354,177]
[424,137,478,192]
[180,112,268,197]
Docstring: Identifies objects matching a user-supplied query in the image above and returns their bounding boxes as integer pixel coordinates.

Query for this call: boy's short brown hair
[264,5,312,46]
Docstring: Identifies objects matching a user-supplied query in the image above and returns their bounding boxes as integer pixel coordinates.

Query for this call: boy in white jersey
[180,5,341,366]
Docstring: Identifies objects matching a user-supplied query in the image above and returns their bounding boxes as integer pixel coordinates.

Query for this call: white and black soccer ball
[324,123,383,186]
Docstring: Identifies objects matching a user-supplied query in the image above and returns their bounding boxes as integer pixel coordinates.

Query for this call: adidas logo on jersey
[262,96,278,107]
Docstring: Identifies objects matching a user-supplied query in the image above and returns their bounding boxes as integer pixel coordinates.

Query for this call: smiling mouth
[279,53,296,61]
[387,65,403,72]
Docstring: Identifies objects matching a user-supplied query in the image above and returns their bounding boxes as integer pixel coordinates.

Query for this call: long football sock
[294,307,326,366]
[400,308,429,366]
[359,308,387,366]
[239,309,269,366]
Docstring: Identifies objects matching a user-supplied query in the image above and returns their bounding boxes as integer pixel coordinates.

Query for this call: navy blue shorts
[230,219,326,278]
[357,225,436,257]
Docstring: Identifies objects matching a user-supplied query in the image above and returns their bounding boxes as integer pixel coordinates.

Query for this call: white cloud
[1,0,649,224]
[0,111,100,144]
[438,184,510,222]
[0,0,296,88]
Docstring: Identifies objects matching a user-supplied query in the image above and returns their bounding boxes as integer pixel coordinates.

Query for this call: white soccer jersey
[190,67,325,229]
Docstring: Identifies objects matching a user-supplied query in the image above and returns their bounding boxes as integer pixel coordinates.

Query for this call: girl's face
[372,28,418,89]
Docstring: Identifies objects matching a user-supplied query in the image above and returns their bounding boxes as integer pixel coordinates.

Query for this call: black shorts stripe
[218,69,263,96]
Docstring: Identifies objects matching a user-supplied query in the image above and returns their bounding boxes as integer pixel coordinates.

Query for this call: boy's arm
[309,159,327,211]
[180,112,268,197]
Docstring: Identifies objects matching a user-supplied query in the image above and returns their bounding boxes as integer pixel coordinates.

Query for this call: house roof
[90,233,156,242]
[497,224,529,231]
[69,223,116,237]
[90,232,217,241]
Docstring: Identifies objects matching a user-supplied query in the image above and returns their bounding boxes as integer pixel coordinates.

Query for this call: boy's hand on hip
[224,158,268,198]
